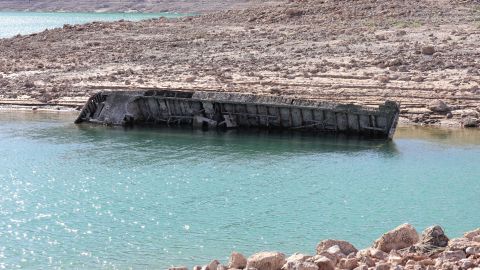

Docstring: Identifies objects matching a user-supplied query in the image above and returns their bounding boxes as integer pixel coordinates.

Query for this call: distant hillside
[0,0,275,13]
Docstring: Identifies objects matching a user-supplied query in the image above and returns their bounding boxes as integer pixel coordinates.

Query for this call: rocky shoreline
[171,224,480,270]
[1,0,480,128]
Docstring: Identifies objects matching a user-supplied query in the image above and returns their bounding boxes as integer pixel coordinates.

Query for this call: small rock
[421,46,435,55]
[310,253,337,266]
[24,81,36,88]
[312,256,334,270]
[370,249,388,260]
[374,263,391,270]
[359,256,375,267]
[285,8,304,17]
[459,258,474,269]
[463,117,478,128]
[193,266,202,270]
[338,258,358,270]
[377,75,390,83]
[246,252,286,270]
[282,261,318,270]
[185,76,197,83]
[373,224,420,252]
[428,100,450,113]
[353,265,368,270]
[412,76,425,82]
[441,250,466,261]
[229,252,248,269]
[420,225,449,247]
[465,247,477,255]
[316,240,357,256]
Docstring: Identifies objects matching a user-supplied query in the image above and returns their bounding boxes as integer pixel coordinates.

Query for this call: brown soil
[0,0,479,127]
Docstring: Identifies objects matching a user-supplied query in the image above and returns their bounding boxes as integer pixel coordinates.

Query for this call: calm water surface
[0,111,479,269]
[0,11,185,38]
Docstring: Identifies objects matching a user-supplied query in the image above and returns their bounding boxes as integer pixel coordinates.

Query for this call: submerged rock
[316,240,358,256]
[373,224,419,252]
[246,252,286,270]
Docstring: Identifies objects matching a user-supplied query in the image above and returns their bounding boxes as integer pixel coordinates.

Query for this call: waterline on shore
[0,11,186,38]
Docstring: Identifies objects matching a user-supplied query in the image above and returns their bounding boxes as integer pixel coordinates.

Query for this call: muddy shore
[173,225,480,270]
[0,0,479,128]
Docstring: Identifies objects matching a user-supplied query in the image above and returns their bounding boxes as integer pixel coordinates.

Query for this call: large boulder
[316,240,358,256]
[246,252,286,270]
[420,225,449,247]
[229,252,248,269]
[373,224,420,252]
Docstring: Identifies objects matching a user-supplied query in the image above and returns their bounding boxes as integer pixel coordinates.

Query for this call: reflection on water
[0,111,479,269]
[395,125,480,145]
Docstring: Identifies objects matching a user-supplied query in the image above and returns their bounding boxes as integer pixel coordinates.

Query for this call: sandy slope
[0,0,479,127]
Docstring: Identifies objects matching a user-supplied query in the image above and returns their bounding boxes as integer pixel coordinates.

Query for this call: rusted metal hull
[75,90,400,139]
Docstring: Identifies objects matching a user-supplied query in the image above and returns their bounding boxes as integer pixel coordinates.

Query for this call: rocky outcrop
[316,240,358,256]
[246,252,286,270]
[372,224,420,252]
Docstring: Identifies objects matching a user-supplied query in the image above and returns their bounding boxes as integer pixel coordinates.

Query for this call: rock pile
[171,225,480,270]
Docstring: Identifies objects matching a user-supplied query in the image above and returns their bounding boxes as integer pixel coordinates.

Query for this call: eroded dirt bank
[0,0,479,127]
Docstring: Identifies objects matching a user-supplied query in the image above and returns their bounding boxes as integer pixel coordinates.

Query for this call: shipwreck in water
[75,90,400,139]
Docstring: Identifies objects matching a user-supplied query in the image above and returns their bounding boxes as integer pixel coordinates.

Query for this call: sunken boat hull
[75,90,400,139]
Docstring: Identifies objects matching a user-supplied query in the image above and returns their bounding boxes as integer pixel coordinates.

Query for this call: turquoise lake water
[0,111,479,269]
[0,11,185,38]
